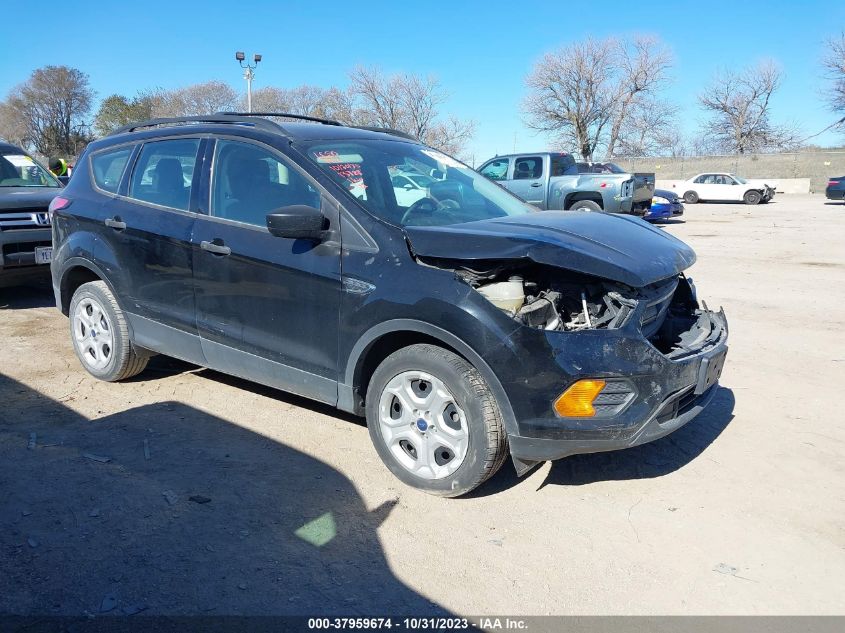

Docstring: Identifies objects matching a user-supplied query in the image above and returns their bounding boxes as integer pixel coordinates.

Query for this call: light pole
[235,51,261,113]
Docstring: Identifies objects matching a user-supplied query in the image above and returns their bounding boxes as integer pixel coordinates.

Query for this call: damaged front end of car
[404,211,728,472]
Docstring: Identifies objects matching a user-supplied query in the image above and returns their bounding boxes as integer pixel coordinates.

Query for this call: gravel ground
[1,194,843,617]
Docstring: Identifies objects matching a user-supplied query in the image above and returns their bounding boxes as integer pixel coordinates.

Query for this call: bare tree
[2,65,94,155]
[822,32,845,130]
[699,61,799,153]
[523,36,674,160]
[348,67,475,155]
[615,97,680,157]
[144,81,239,118]
[0,100,29,147]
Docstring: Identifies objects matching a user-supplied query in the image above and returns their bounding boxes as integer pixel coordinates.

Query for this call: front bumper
[502,302,729,462]
[0,228,52,284]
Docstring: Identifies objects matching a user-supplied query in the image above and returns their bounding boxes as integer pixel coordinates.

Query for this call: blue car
[644,189,684,222]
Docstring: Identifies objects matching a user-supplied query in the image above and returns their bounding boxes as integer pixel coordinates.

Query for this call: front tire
[683,191,699,204]
[743,190,762,205]
[366,344,508,497]
[568,199,602,212]
[69,281,148,381]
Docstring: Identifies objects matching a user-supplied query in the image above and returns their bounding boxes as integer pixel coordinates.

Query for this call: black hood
[0,187,63,210]
[404,210,696,288]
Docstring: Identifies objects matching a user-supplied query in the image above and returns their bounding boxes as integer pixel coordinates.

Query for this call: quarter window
[479,158,510,181]
[211,140,321,227]
[128,139,199,211]
[513,157,543,180]
[91,147,132,193]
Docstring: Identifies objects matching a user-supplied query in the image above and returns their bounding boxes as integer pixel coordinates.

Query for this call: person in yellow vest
[48,157,69,178]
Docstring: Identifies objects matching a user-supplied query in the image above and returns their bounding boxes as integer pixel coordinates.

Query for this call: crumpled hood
[0,187,63,209]
[404,210,696,288]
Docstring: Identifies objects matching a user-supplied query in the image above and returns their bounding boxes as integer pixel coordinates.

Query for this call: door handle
[530,182,542,187]
[104,217,126,230]
[200,240,231,256]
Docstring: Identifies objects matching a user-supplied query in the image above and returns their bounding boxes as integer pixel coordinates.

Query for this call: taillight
[48,195,71,221]
[829,180,841,186]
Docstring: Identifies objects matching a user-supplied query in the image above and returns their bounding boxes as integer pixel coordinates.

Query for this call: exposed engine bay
[419,257,716,359]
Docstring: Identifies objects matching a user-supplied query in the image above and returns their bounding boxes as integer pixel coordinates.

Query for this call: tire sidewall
[366,348,495,496]
[69,283,126,381]
[744,190,761,205]
[570,200,602,212]
[683,191,699,204]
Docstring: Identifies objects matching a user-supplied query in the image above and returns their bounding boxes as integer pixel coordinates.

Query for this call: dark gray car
[0,142,61,287]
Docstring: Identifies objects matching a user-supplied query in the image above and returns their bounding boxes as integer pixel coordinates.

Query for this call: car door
[695,174,717,200]
[95,137,204,362]
[191,137,342,404]
[506,156,546,207]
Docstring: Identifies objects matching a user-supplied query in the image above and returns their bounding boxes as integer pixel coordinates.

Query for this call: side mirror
[266,205,328,240]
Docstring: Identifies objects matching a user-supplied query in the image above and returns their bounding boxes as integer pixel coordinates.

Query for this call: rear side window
[551,154,576,176]
[479,158,509,181]
[513,157,543,180]
[211,140,321,227]
[91,147,132,193]
[128,139,200,211]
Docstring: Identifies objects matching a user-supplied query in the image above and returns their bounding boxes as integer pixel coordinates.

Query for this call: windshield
[298,139,535,227]
[0,153,61,187]
[731,174,748,184]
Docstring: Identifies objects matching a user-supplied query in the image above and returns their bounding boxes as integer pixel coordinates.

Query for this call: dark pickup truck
[478,152,655,215]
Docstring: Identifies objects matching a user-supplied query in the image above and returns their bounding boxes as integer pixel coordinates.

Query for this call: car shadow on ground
[0,280,55,310]
[471,386,735,496]
[0,372,445,617]
[653,218,686,226]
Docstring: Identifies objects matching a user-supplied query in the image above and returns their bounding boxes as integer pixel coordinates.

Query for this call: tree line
[1,32,843,162]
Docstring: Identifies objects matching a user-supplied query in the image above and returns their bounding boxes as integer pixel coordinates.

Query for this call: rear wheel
[366,344,508,497]
[569,199,602,212]
[683,191,699,204]
[69,281,148,381]
[743,190,762,205]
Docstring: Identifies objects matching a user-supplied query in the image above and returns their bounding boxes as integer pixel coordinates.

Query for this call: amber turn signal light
[553,379,607,417]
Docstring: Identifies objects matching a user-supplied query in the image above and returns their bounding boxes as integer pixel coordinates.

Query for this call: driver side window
[211,140,320,227]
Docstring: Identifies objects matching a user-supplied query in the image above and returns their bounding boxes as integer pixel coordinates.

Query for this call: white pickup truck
[478,152,655,215]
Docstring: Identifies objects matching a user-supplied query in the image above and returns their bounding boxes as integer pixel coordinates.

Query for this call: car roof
[100,114,419,149]
[0,141,27,154]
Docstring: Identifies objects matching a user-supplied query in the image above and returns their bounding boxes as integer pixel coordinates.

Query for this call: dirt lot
[1,194,843,617]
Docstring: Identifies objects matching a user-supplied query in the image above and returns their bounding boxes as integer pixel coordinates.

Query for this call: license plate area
[35,246,52,264]
[695,349,727,395]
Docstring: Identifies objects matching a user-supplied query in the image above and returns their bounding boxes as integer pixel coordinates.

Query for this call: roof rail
[351,126,418,141]
[217,111,344,126]
[110,114,283,136]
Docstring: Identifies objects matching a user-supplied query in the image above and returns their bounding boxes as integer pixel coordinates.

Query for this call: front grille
[638,278,678,337]
[656,384,712,425]
[0,207,51,230]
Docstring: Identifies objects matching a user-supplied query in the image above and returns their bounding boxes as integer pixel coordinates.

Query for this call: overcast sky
[1,0,843,162]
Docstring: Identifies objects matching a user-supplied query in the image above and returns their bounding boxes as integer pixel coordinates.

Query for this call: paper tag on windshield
[420,149,462,169]
[5,154,35,167]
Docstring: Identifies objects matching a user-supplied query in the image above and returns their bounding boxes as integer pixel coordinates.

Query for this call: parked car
[826,176,845,202]
[644,189,684,222]
[477,153,655,215]
[0,142,62,287]
[51,113,728,497]
[674,173,776,205]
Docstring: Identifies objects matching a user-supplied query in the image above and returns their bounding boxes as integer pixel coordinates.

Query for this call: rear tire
[366,344,508,497]
[683,191,699,204]
[69,281,148,382]
[568,199,602,212]
[743,190,762,205]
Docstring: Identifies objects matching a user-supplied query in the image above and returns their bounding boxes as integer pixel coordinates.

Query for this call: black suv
[1,142,62,286]
[51,113,728,496]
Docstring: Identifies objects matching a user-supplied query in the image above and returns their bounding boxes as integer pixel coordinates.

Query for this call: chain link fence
[617,151,845,193]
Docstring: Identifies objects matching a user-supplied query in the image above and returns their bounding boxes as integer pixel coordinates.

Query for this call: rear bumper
[826,188,845,200]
